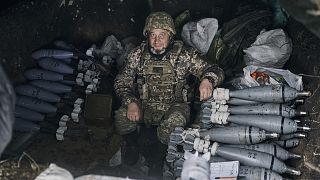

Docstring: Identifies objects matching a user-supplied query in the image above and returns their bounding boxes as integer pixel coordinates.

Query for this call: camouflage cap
[143,11,176,36]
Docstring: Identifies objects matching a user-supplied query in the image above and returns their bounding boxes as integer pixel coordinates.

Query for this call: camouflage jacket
[114,40,224,108]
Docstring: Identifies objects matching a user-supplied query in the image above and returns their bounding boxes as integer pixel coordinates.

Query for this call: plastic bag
[35,163,134,180]
[239,65,303,91]
[181,18,218,54]
[86,35,123,66]
[100,35,123,59]
[76,175,133,180]
[243,29,292,68]
[34,164,74,180]
[181,151,210,180]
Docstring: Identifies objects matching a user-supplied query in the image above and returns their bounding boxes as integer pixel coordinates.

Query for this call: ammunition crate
[84,94,113,127]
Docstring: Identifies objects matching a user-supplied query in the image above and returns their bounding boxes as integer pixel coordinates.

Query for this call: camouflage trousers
[114,103,190,144]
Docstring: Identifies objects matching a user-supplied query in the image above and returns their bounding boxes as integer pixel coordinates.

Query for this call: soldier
[114,11,224,166]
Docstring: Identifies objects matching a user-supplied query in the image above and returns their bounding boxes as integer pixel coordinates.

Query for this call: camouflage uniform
[114,12,224,144]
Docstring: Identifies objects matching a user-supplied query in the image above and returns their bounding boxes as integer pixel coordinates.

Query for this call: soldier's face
[148,29,170,53]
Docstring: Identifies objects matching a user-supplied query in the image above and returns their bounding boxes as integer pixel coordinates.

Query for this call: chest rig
[136,41,186,113]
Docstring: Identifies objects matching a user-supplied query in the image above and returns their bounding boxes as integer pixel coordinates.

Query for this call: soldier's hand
[199,78,213,101]
[127,102,141,121]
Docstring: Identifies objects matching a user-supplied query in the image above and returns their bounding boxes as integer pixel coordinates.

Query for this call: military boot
[148,142,168,178]
[123,130,140,166]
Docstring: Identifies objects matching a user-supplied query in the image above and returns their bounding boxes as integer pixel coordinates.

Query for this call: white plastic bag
[181,151,210,180]
[243,29,292,68]
[181,18,218,54]
[240,65,303,90]
[35,163,134,180]
[34,164,74,180]
[76,175,133,180]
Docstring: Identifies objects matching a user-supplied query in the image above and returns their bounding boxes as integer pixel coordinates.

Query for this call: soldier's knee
[167,103,190,122]
[114,107,127,125]
[114,107,137,135]
[157,127,170,144]
[167,111,187,126]
[157,112,187,144]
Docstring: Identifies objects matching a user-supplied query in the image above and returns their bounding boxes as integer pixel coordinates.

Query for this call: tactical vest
[136,41,187,123]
